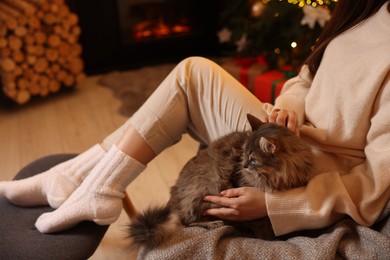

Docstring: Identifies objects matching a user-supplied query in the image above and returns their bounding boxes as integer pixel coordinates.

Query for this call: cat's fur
[128,114,314,249]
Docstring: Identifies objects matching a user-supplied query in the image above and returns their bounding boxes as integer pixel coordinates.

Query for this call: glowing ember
[133,18,191,40]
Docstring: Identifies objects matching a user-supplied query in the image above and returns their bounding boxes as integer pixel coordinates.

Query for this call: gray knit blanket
[138,200,390,260]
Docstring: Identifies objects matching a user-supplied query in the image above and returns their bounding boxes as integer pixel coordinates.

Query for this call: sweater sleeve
[272,65,312,127]
[266,74,390,236]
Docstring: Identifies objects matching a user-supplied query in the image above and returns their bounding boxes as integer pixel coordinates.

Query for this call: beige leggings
[102,57,268,155]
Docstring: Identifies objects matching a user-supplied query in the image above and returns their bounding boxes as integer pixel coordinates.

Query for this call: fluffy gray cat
[128,114,314,249]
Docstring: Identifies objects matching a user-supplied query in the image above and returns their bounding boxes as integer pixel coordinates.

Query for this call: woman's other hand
[203,187,267,221]
[262,109,299,134]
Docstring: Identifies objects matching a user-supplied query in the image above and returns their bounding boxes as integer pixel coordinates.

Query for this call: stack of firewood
[0,0,85,104]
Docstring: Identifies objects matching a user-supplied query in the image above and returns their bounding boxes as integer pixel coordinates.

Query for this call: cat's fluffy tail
[127,205,180,249]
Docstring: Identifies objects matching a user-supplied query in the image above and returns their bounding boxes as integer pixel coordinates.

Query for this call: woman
[1,0,389,236]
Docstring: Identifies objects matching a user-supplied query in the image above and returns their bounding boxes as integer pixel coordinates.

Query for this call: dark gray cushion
[0,154,109,260]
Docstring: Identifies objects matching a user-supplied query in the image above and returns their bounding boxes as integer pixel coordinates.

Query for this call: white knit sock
[0,144,105,208]
[35,144,145,233]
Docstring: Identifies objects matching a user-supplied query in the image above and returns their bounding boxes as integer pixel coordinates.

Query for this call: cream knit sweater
[267,2,390,236]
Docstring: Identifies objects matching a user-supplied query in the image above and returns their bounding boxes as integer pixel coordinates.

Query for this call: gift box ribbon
[279,65,298,78]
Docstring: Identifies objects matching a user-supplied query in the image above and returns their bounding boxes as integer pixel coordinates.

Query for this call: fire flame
[133,18,191,40]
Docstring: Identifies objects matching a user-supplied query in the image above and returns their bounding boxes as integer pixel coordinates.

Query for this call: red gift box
[221,56,268,92]
[253,67,297,104]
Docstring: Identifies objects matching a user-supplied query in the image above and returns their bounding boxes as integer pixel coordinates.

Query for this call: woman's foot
[35,144,145,233]
[0,144,105,208]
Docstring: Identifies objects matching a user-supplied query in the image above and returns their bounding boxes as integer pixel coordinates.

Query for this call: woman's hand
[262,109,299,134]
[203,187,267,221]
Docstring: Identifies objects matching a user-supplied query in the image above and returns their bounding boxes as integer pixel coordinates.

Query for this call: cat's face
[239,114,313,192]
[240,129,285,192]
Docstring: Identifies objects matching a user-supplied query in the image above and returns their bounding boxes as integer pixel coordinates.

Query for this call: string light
[264,0,338,8]
[291,42,297,48]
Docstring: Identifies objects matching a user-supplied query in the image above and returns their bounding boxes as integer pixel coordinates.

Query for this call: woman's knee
[179,56,215,69]
[175,56,222,93]
[177,56,219,78]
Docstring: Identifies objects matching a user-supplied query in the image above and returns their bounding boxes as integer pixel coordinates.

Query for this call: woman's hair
[305,0,389,76]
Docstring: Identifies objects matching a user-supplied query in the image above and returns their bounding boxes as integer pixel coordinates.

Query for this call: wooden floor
[0,75,199,259]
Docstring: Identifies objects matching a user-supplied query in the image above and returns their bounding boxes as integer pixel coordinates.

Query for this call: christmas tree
[218,0,337,69]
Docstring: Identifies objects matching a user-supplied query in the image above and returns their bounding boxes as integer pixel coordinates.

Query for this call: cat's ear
[247,113,263,131]
[259,137,276,154]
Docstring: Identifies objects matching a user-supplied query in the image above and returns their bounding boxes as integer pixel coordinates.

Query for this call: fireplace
[117,0,193,44]
[67,0,221,74]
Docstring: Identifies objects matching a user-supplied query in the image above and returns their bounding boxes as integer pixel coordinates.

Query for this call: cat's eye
[250,158,259,165]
